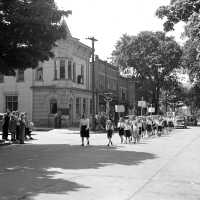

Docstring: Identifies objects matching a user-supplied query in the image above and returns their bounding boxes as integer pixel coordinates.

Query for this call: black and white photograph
[0,0,200,199]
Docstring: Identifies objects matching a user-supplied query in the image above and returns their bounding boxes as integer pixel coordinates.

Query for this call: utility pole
[86,37,98,131]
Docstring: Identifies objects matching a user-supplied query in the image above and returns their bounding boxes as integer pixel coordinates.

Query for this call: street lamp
[86,37,98,131]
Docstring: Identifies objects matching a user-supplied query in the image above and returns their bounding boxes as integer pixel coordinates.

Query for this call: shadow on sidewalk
[0,144,157,199]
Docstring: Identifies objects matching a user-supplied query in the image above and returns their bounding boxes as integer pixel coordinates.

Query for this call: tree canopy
[112,31,182,113]
[157,0,200,84]
[0,0,71,75]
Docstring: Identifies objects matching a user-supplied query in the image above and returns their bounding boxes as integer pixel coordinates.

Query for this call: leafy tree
[0,0,71,75]
[156,0,200,94]
[156,0,200,37]
[112,31,182,114]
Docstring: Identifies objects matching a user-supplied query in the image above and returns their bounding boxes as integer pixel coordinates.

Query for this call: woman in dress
[80,114,90,146]
[117,117,125,143]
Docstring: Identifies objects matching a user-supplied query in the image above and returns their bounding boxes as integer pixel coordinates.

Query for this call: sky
[55,0,185,61]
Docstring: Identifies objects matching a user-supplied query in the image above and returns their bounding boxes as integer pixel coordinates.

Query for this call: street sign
[104,96,112,102]
[115,105,125,113]
[138,101,146,108]
[148,107,155,113]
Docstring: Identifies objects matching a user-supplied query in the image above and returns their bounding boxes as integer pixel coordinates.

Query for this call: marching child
[106,118,114,146]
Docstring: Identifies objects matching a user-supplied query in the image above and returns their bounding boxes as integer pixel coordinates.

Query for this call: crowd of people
[80,114,175,147]
[1,110,34,144]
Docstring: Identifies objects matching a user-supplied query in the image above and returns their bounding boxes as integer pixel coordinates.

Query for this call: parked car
[174,116,187,129]
[186,116,197,126]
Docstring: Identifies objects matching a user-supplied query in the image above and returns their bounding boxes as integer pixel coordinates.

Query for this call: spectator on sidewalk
[80,114,90,146]
[15,111,20,141]
[19,113,26,144]
[2,111,10,140]
[9,112,17,142]
[24,112,33,140]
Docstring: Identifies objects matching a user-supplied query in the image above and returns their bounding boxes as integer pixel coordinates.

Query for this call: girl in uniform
[80,114,90,146]
[124,119,132,143]
[117,117,125,143]
[106,119,114,146]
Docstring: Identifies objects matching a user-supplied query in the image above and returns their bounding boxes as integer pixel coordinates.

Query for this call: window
[0,73,4,83]
[77,75,83,84]
[50,99,57,114]
[6,96,18,111]
[81,64,84,84]
[68,60,72,80]
[60,60,65,79]
[76,98,81,115]
[35,68,43,81]
[17,69,24,82]
[121,88,127,101]
[90,99,93,114]
[54,60,58,80]
[83,98,87,114]
[99,75,104,89]
[73,62,76,82]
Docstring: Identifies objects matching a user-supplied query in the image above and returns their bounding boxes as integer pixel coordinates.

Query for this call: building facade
[0,23,92,127]
[94,56,135,117]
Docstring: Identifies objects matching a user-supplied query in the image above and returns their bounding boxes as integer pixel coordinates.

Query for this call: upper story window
[73,62,76,82]
[68,60,72,80]
[121,88,127,101]
[99,75,105,90]
[35,68,43,81]
[81,64,84,84]
[60,60,65,79]
[0,73,4,83]
[16,69,24,82]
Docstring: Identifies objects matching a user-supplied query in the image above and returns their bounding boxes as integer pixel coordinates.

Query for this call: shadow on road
[0,144,156,199]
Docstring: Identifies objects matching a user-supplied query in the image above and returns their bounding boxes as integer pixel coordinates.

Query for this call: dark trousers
[2,126,8,140]
[16,126,20,140]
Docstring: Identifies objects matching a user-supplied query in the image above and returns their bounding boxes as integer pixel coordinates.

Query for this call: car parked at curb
[174,116,187,129]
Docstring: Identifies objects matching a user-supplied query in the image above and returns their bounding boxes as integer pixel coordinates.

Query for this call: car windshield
[176,116,184,120]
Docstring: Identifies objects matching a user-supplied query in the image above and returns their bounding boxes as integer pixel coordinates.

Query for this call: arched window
[50,99,57,114]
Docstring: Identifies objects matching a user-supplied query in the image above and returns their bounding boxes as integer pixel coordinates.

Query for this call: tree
[0,0,71,75]
[156,0,200,37]
[112,31,182,114]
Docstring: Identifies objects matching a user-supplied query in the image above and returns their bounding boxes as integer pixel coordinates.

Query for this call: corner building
[0,23,92,127]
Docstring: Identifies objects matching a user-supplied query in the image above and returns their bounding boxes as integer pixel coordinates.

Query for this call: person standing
[2,112,10,140]
[24,112,33,140]
[80,114,90,146]
[19,113,26,144]
[15,111,20,141]
[106,118,114,146]
[117,117,125,143]
[9,112,17,142]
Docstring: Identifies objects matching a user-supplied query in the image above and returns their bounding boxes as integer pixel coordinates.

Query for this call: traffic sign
[115,105,125,113]
[138,101,146,108]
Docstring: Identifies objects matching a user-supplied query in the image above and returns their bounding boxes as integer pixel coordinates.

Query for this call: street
[0,127,200,200]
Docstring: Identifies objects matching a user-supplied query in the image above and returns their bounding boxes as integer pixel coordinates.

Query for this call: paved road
[0,127,200,200]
